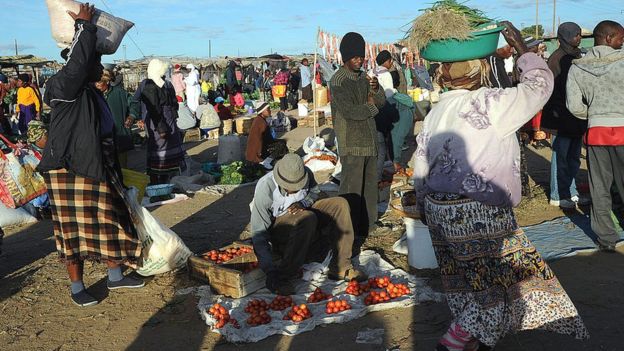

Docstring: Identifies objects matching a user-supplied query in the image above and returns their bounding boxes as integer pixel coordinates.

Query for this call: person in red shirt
[213,96,232,120]
[567,20,624,252]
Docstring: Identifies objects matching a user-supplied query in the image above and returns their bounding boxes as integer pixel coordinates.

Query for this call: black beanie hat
[340,32,366,62]
[376,50,392,66]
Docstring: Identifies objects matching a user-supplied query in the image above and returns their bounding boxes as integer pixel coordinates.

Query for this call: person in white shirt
[300,58,313,102]
[369,50,396,98]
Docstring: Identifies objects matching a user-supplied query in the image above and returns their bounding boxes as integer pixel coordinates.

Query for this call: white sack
[0,202,37,228]
[46,0,134,55]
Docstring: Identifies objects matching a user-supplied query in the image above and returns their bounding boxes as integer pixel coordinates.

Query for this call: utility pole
[14,39,18,55]
[123,44,127,62]
[552,0,556,36]
[209,39,212,58]
[536,0,539,38]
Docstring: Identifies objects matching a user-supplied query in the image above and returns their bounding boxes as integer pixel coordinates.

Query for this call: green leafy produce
[218,161,267,185]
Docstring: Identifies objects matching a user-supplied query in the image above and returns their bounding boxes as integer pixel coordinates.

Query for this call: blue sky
[1,0,621,62]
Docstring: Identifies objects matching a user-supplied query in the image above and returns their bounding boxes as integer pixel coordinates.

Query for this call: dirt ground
[1,123,623,351]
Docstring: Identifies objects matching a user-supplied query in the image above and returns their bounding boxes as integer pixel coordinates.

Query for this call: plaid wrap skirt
[43,169,142,264]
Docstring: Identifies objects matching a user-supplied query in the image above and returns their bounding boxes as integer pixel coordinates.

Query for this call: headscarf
[147,59,169,88]
[27,120,47,144]
[557,22,582,58]
[435,59,491,91]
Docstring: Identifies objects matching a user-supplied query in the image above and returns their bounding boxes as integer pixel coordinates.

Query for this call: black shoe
[71,290,99,307]
[599,243,617,253]
[107,275,145,290]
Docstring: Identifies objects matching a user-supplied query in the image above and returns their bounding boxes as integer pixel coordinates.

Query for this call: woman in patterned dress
[412,22,588,350]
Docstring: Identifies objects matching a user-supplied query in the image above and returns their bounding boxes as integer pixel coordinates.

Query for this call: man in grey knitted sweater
[330,32,386,236]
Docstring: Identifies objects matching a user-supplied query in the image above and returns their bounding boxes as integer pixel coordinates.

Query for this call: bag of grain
[46,0,134,55]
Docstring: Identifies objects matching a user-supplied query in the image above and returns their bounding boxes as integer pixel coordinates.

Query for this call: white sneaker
[559,199,577,209]
[549,199,560,206]
[572,195,592,206]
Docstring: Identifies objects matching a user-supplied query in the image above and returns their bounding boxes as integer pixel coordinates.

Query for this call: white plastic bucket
[298,103,309,117]
[404,217,438,269]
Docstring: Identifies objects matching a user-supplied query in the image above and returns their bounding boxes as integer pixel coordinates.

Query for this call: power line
[99,0,146,57]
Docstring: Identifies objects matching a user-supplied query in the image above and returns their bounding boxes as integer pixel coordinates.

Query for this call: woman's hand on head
[500,21,529,56]
[67,2,95,23]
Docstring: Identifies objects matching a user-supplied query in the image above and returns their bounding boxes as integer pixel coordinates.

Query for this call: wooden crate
[208,262,266,298]
[325,116,333,127]
[187,242,266,298]
[183,128,201,143]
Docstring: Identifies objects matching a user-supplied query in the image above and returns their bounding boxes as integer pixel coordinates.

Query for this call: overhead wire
[99,0,146,57]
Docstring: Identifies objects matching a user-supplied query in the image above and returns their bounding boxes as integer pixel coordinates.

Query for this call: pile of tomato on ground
[206,275,411,330]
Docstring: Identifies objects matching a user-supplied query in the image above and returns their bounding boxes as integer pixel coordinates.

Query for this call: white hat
[254,101,270,114]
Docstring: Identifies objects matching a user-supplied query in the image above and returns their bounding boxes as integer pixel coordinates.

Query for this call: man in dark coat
[542,22,589,209]
[330,32,386,236]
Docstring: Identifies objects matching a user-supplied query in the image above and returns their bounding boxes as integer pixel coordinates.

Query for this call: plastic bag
[198,104,221,130]
[126,188,192,276]
[0,135,47,209]
[176,102,197,130]
[45,0,134,55]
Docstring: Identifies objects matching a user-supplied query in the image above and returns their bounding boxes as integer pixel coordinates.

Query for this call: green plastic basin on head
[421,25,505,62]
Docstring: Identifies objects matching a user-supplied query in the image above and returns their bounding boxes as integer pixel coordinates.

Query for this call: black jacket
[541,51,588,137]
[37,20,107,181]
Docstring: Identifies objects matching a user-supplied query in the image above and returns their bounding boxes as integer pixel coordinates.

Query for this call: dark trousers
[554,135,583,200]
[269,198,355,278]
[339,155,378,235]
[279,97,288,111]
[587,145,624,246]
[302,84,313,102]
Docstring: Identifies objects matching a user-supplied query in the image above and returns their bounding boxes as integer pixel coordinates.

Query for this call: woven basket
[235,117,253,135]
[221,119,233,135]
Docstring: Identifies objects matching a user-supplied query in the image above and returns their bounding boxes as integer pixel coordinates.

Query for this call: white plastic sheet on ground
[195,250,442,343]
[393,234,409,255]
